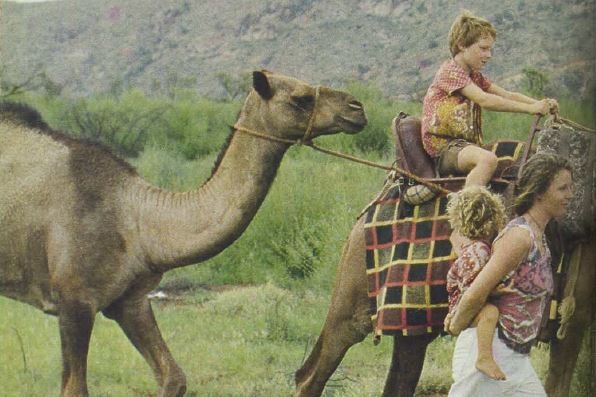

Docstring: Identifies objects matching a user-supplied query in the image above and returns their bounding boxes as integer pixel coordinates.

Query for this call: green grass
[2,287,590,397]
[2,88,594,396]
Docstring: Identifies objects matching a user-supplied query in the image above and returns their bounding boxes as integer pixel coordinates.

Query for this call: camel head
[238,70,367,141]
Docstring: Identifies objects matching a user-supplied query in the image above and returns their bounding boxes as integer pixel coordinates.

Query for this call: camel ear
[253,71,273,100]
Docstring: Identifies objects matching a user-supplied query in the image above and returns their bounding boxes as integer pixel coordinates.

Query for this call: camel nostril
[348,101,363,111]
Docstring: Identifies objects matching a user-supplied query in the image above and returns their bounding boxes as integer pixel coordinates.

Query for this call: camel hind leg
[295,218,373,396]
[103,274,186,397]
[545,241,595,397]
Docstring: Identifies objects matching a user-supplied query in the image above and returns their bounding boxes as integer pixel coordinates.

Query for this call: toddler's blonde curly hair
[446,186,506,241]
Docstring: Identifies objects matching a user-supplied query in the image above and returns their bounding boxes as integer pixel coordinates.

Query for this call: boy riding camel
[421,10,559,187]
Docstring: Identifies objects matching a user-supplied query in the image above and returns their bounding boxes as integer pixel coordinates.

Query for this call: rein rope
[233,85,450,195]
[233,127,451,195]
[556,116,596,133]
[233,93,591,197]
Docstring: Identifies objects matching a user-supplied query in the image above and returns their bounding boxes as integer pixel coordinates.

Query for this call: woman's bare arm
[448,226,532,335]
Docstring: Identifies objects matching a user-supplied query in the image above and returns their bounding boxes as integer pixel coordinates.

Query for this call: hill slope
[1,0,594,99]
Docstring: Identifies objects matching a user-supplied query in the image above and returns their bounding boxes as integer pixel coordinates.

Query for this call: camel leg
[382,333,438,397]
[103,278,186,397]
[545,241,595,397]
[58,299,95,397]
[295,219,373,397]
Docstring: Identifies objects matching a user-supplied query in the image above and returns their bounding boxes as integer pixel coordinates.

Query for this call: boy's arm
[488,83,537,104]
[460,82,551,115]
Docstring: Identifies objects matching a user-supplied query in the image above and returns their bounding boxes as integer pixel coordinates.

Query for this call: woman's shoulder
[503,216,531,233]
[494,217,533,251]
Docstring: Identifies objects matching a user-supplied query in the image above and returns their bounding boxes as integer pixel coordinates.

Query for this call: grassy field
[0,288,527,397]
[2,285,592,397]
[1,89,594,396]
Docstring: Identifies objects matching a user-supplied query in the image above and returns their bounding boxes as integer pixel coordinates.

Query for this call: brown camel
[295,119,595,397]
[0,70,367,397]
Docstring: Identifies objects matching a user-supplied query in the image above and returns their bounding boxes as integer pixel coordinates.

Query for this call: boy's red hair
[448,10,496,57]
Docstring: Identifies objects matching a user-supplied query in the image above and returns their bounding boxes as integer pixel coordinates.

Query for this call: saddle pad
[365,139,525,336]
[365,190,454,336]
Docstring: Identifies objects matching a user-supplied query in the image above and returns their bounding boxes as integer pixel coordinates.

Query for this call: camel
[0,70,367,397]
[295,117,595,397]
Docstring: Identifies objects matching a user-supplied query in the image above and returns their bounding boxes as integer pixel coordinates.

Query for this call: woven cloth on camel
[365,140,525,337]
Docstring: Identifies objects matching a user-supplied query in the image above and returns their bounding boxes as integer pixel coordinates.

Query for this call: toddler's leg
[474,303,506,380]
[457,145,498,187]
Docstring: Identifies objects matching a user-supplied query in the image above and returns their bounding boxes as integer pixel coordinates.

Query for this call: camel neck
[131,131,290,271]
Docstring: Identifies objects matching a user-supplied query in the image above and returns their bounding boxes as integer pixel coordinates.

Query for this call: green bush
[14,85,595,294]
[339,81,395,155]
[18,89,240,159]
[152,95,240,159]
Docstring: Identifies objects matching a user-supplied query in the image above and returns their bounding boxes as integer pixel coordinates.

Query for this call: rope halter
[233,85,321,146]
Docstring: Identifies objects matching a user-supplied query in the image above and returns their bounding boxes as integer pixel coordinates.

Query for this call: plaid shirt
[421,59,491,157]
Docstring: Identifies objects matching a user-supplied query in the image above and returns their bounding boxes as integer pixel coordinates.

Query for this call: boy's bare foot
[476,356,506,380]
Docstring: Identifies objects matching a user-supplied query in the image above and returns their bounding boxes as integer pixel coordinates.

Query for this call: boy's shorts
[436,139,473,177]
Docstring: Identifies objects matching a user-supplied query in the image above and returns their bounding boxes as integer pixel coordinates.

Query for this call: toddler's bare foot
[476,356,506,380]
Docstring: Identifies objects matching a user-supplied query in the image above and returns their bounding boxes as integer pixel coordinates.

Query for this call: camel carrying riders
[421,10,558,187]
[445,185,509,380]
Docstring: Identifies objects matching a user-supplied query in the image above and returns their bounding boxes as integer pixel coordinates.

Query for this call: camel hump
[0,101,50,131]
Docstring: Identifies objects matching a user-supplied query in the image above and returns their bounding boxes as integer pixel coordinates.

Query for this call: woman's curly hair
[513,153,572,216]
[447,186,506,241]
[448,10,496,56]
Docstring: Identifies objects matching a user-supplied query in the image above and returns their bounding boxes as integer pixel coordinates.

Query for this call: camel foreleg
[103,277,186,397]
[382,333,439,397]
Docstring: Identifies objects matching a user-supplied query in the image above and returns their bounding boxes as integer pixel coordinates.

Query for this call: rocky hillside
[1,0,594,100]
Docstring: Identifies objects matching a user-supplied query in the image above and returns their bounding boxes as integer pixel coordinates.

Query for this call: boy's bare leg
[457,145,498,187]
[473,303,507,380]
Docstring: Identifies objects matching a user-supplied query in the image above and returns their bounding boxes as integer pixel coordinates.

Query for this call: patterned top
[421,59,492,158]
[446,240,491,314]
[493,216,554,354]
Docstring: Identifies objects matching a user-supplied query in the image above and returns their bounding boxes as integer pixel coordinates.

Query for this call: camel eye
[290,95,314,111]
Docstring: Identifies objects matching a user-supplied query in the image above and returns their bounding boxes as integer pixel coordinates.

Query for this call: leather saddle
[391,112,522,195]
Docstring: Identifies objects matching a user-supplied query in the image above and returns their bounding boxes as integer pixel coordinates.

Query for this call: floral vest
[493,216,554,354]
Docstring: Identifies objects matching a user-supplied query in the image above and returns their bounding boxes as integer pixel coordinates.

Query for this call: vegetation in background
[1,81,594,395]
[7,79,595,289]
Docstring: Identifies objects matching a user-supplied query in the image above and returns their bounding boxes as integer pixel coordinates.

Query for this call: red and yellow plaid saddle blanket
[365,194,454,336]
[364,140,525,336]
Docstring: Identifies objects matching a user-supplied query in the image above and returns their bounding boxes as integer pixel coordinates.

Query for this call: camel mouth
[336,115,367,133]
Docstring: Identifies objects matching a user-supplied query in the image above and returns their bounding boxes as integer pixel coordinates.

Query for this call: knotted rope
[555,116,596,133]
[556,244,582,340]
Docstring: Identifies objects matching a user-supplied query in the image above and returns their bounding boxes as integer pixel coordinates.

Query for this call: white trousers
[448,328,546,397]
